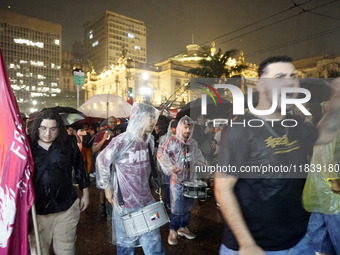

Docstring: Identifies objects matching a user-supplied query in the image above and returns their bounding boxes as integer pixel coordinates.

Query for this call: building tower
[0,10,62,113]
[84,10,146,74]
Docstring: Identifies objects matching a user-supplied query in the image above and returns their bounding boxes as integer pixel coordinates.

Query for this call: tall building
[0,10,62,114]
[84,10,146,74]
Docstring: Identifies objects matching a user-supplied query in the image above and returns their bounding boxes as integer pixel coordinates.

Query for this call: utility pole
[72,68,85,108]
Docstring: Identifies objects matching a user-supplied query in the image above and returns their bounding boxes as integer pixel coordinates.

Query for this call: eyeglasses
[39,126,58,133]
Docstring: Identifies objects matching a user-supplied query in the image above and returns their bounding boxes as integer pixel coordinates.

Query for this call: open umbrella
[78,94,132,118]
[176,96,232,120]
[299,78,331,103]
[40,106,85,125]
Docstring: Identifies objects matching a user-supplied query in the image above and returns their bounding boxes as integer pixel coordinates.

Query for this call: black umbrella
[176,96,232,120]
[40,106,85,125]
[299,78,332,103]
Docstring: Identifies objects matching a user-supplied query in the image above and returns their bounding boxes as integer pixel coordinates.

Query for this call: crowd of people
[21,55,340,255]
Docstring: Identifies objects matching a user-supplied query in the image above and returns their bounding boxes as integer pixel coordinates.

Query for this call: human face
[107,117,117,131]
[197,115,207,126]
[171,127,177,135]
[181,124,191,140]
[67,127,74,135]
[39,119,59,144]
[258,62,299,111]
[145,117,156,134]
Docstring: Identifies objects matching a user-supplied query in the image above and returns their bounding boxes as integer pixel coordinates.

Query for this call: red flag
[0,49,35,254]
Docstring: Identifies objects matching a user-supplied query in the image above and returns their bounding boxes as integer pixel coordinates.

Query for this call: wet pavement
[75,179,224,255]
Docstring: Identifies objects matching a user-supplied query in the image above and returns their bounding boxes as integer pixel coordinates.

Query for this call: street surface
[75,180,224,255]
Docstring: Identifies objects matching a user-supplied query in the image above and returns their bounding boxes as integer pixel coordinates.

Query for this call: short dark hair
[30,109,67,144]
[258,56,293,77]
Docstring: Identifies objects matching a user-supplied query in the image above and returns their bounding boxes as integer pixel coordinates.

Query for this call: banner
[0,50,35,254]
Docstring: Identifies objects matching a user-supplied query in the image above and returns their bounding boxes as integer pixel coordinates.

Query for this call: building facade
[84,10,146,74]
[0,10,62,114]
[83,43,258,109]
[294,54,340,78]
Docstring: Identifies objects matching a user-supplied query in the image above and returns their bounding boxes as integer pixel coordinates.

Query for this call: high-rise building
[84,10,146,74]
[0,10,62,114]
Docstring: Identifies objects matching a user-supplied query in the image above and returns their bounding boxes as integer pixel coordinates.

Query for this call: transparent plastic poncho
[303,132,340,215]
[157,115,206,215]
[96,102,160,245]
[157,119,177,176]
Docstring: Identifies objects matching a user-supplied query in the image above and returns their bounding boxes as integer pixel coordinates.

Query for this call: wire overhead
[153,0,339,64]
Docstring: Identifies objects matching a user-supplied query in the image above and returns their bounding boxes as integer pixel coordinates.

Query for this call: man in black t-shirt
[215,56,340,255]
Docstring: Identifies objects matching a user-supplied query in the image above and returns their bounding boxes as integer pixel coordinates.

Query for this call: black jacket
[31,136,90,215]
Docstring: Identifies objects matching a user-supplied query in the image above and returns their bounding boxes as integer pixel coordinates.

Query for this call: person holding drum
[157,115,207,246]
[96,103,165,255]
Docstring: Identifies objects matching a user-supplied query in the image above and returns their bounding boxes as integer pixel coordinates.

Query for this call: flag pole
[31,204,42,255]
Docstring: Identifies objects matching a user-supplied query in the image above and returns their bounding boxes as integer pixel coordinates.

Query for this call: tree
[328,69,340,78]
[187,46,247,78]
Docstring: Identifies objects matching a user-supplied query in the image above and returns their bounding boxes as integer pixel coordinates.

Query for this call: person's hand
[239,244,266,255]
[105,189,114,203]
[331,179,340,194]
[79,188,89,212]
[172,166,182,174]
[103,131,109,141]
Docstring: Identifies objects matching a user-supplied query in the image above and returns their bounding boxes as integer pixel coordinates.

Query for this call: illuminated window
[55,39,60,45]
[92,40,99,47]
[14,38,44,48]
[30,60,44,67]
[127,33,135,39]
[134,46,141,50]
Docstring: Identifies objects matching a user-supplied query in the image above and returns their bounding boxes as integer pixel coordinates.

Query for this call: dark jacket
[31,136,90,215]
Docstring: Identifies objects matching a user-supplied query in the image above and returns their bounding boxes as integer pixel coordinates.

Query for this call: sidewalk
[76,180,224,255]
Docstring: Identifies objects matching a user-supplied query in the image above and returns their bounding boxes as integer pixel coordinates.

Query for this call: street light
[140,72,152,104]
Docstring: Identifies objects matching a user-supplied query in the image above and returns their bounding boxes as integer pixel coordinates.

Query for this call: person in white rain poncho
[96,103,165,255]
[157,115,207,246]
[157,119,178,210]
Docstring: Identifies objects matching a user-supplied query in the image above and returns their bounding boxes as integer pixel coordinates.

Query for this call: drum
[183,181,207,198]
[121,201,169,238]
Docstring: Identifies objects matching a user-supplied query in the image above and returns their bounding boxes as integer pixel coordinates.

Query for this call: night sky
[1,0,340,65]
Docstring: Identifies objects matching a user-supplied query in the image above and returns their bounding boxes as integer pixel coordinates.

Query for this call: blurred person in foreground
[92,116,118,218]
[214,56,340,255]
[96,103,165,255]
[157,115,207,246]
[303,101,340,255]
[29,109,90,255]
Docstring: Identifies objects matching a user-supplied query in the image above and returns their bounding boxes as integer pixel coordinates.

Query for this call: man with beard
[92,116,118,218]
[157,116,207,246]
